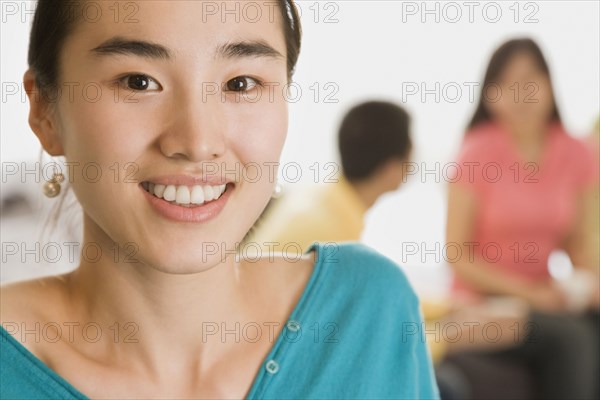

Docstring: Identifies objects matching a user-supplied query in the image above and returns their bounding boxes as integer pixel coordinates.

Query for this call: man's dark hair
[338,101,412,182]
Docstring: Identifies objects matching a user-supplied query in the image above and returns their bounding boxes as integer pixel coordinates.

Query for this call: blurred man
[249,100,412,252]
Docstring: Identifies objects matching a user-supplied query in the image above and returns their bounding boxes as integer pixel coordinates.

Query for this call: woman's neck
[501,119,549,162]
[65,220,251,379]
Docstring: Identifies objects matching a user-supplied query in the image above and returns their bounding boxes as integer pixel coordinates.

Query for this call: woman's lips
[140,182,234,223]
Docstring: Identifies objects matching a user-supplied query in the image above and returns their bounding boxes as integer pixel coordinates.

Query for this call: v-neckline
[499,122,559,173]
[0,243,326,399]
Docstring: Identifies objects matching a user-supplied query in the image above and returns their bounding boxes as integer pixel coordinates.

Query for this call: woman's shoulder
[312,242,419,304]
[551,123,596,155]
[252,241,420,313]
[1,275,70,338]
[457,122,506,162]
[0,276,71,390]
[455,122,509,168]
[549,123,598,181]
[1,278,84,400]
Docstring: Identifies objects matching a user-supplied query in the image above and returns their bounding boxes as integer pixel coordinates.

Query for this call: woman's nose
[158,90,227,162]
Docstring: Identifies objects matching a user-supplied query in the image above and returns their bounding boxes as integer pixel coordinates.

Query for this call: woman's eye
[120,74,161,91]
[225,76,260,92]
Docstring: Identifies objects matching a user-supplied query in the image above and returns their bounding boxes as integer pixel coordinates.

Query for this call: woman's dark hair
[338,101,412,182]
[467,38,561,131]
[28,0,302,101]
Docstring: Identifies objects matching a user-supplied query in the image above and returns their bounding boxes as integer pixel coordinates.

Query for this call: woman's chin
[129,243,237,275]
[137,257,225,275]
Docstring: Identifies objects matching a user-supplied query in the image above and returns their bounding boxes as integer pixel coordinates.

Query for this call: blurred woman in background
[446,38,599,399]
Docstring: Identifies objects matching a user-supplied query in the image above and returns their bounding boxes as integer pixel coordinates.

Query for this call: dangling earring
[43,168,64,198]
[272,181,284,199]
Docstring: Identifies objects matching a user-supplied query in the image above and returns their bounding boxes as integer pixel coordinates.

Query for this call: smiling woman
[0,1,439,399]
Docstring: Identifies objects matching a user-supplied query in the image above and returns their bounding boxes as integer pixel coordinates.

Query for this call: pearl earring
[272,182,283,199]
[43,170,64,198]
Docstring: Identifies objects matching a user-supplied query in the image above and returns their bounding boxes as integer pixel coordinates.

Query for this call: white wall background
[1,1,599,291]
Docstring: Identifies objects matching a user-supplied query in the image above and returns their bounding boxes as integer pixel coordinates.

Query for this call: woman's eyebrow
[215,40,284,60]
[90,36,173,60]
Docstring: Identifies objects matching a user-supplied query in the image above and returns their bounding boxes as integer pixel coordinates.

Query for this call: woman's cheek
[66,97,153,160]
[57,101,144,205]
[486,96,510,122]
[229,97,288,162]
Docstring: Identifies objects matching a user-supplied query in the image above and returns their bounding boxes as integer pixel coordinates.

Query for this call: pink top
[451,121,598,295]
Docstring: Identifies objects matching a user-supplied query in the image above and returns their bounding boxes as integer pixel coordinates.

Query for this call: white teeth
[203,186,215,201]
[146,182,227,205]
[175,186,191,204]
[154,184,166,198]
[191,186,205,204]
[163,185,177,202]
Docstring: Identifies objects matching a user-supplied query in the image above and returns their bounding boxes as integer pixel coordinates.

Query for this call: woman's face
[485,52,555,129]
[43,1,289,272]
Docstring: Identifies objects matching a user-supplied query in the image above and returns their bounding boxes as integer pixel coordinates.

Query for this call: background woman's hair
[467,37,561,132]
[28,0,302,102]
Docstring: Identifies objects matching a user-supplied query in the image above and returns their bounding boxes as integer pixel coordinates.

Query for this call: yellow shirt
[249,176,367,253]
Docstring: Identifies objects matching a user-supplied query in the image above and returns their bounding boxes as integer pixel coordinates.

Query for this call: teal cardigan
[1,242,440,399]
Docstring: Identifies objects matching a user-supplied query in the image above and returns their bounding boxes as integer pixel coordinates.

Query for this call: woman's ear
[23,69,64,156]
